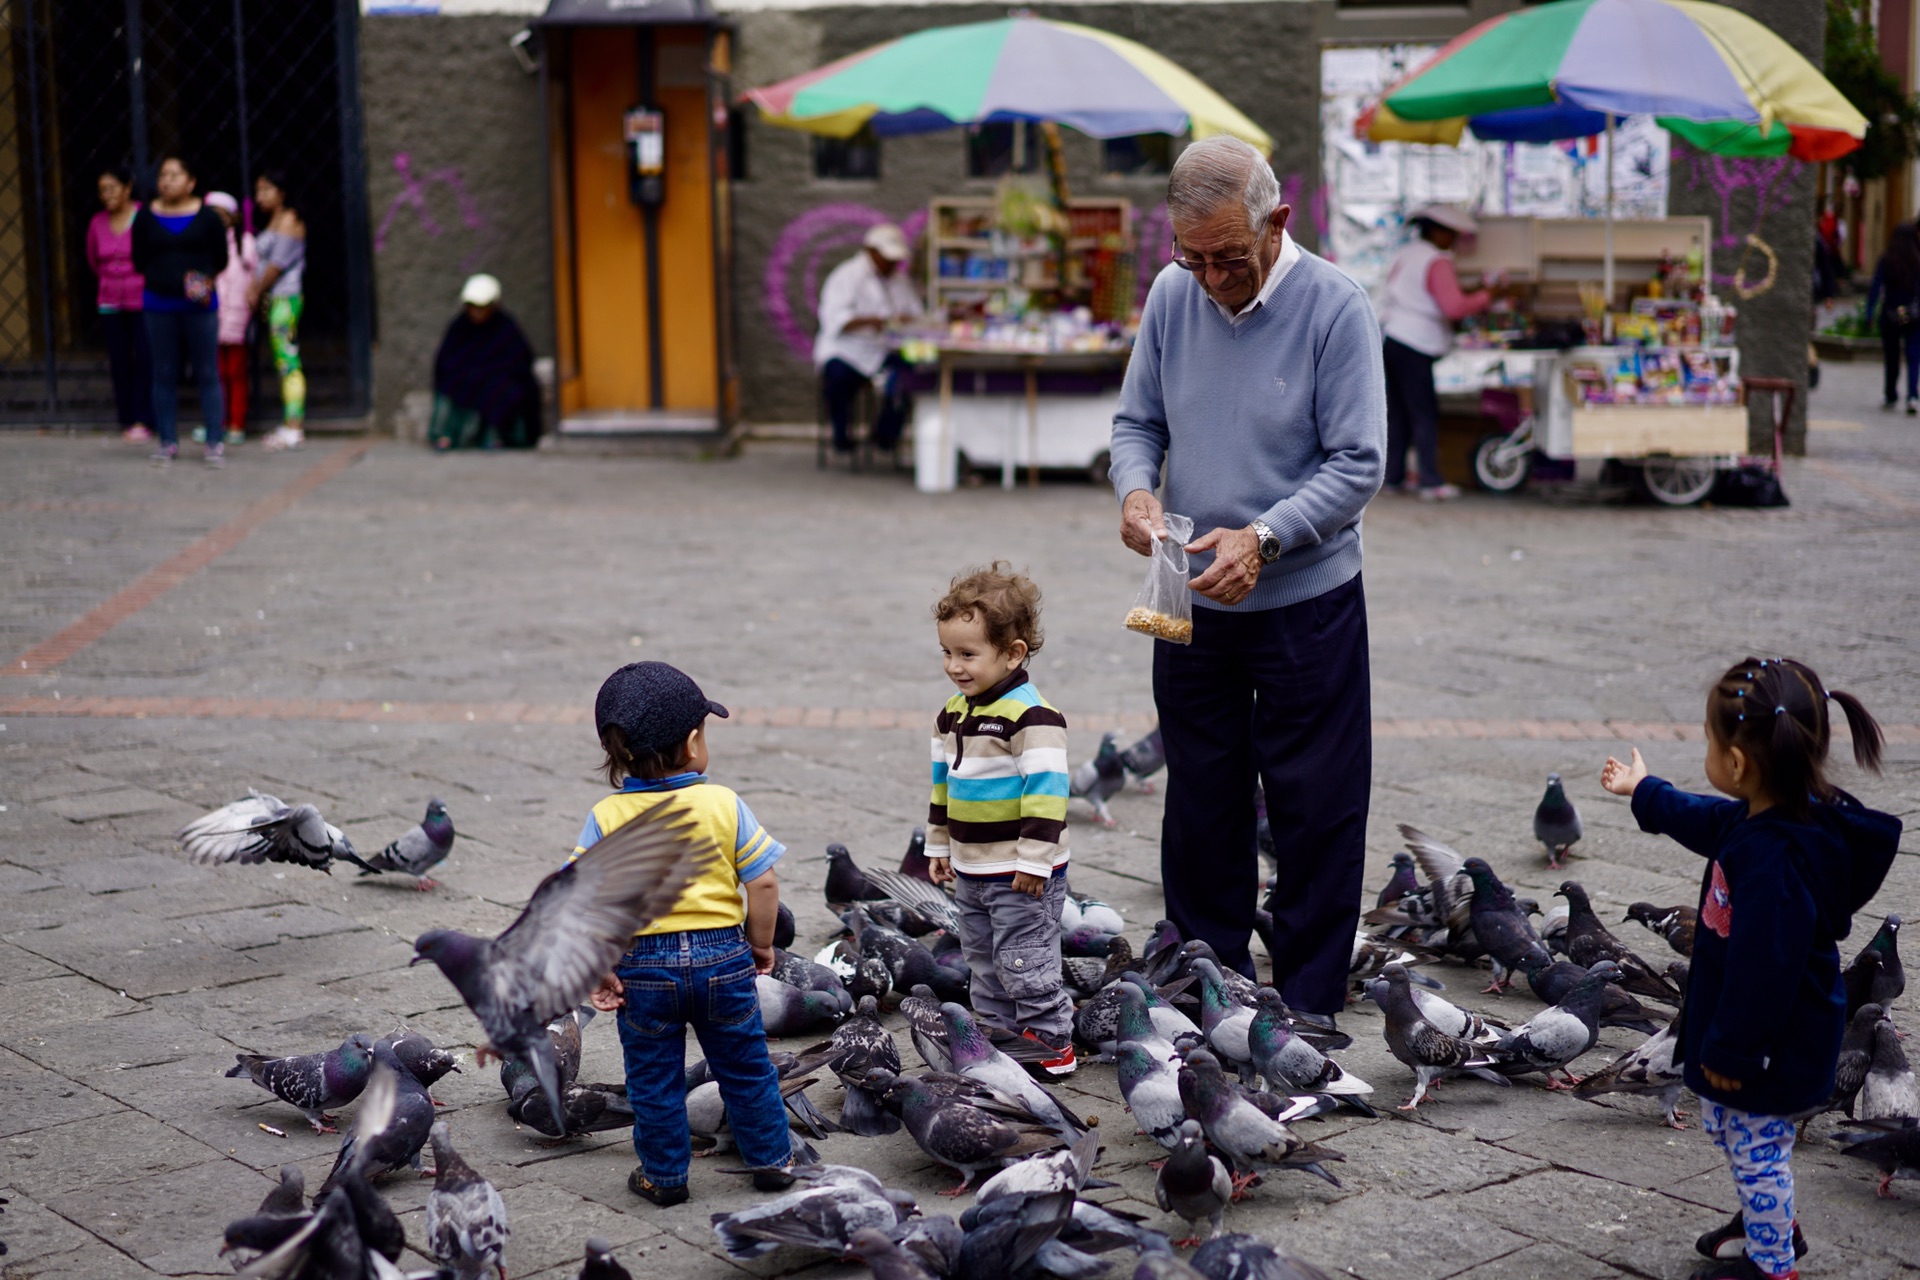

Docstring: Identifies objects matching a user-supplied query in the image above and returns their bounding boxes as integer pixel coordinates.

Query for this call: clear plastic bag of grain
[1123,510,1195,645]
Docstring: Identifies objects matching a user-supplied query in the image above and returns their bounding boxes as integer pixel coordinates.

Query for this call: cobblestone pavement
[2,362,1916,1279]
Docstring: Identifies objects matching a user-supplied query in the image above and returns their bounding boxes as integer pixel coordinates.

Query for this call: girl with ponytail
[1600,658,1901,1280]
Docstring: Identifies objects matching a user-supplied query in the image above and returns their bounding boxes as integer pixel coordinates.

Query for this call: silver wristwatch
[1250,519,1283,563]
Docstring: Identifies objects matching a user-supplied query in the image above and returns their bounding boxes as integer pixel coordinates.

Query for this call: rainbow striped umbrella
[743,15,1271,154]
[1372,0,1865,161]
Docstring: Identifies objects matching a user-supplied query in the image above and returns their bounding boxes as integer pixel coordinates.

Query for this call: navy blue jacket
[1632,778,1901,1116]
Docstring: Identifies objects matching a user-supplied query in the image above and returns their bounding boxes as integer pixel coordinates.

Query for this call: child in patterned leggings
[1603,657,1899,1280]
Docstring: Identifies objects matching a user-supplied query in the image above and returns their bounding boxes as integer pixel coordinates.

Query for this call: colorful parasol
[1370,0,1865,162]
[743,15,1272,155]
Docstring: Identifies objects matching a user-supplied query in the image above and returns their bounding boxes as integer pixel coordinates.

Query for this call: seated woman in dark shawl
[429,273,543,449]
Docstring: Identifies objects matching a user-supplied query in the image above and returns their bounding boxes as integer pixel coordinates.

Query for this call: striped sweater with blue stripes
[927,667,1070,877]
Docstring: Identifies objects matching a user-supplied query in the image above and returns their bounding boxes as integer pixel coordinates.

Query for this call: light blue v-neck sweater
[1109,252,1386,613]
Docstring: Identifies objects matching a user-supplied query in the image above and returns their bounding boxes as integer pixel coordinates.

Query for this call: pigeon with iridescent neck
[224,1033,375,1134]
[941,1002,1086,1134]
[347,799,455,889]
[1532,773,1582,869]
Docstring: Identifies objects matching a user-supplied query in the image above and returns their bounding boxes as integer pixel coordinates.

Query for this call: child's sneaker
[123,425,152,444]
[203,444,225,469]
[1019,1029,1077,1076]
[1695,1210,1807,1260]
[264,425,304,451]
[627,1168,688,1207]
[149,443,177,465]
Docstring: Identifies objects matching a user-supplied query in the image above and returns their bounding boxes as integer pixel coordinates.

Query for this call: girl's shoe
[264,425,305,452]
[123,425,153,443]
[1417,483,1462,502]
[149,443,177,465]
[204,444,225,469]
[1695,1211,1807,1260]
[1908,398,1917,416]
[627,1169,689,1207]
[191,426,206,444]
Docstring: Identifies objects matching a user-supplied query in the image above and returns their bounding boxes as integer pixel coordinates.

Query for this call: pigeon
[974,1128,1101,1204]
[1245,990,1373,1113]
[1137,920,1186,986]
[1557,882,1682,1004]
[1845,914,1904,1019]
[760,975,851,1038]
[1193,959,1259,1072]
[578,1237,634,1280]
[425,1122,509,1280]
[1178,1049,1344,1189]
[1124,973,1204,1044]
[774,946,852,996]
[346,799,456,889]
[847,908,967,1002]
[901,984,955,1072]
[1179,941,1259,1008]
[942,1003,1086,1133]
[846,1227,941,1280]
[178,790,356,873]
[1063,925,1123,959]
[1063,892,1127,937]
[230,1183,375,1280]
[1155,1120,1230,1245]
[1532,774,1582,869]
[317,1049,437,1193]
[410,805,706,1130]
[259,1165,308,1216]
[798,995,901,1078]
[1386,983,1507,1046]
[1114,1039,1189,1150]
[710,1164,915,1259]
[1491,961,1622,1088]
[826,844,887,905]
[955,1187,1079,1280]
[1370,965,1509,1110]
[225,1033,376,1133]
[1825,1002,1889,1122]
[773,900,797,950]
[1834,1117,1920,1198]
[1624,903,1696,958]
[1361,828,1476,953]
[1462,858,1549,994]
[1375,852,1419,909]
[1119,726,1166,787]
[1858,1017,1920,1121]
[882,1072,1061,1195]
[1190,1232,1337,1280]
[899,827,935,883]
[1515,951,1665,1035]
[384,1028,462,1105]
[1573,1011,1687,1128]
[1138,1254,1211,1280]
[861,865,964,935]
[509,1077,633,1138]
[220,1167,313,1269]
[1070,731,1127,827]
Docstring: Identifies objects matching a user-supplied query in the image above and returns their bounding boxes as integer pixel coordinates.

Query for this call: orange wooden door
[562,28,717,415]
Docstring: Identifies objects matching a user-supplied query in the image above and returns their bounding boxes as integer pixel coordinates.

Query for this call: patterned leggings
[268,295,306,425]
[1701,1101,1798,1278]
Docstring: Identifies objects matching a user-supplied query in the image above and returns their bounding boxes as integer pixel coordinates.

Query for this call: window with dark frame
[813,126,881,180]
[1102,134,1174,177]
[966,121,1044,177]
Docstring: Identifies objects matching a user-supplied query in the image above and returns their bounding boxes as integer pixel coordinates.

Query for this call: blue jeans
[146,307,224,447]
[616,926,791,1187]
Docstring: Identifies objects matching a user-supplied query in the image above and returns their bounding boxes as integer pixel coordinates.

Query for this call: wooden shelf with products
[927,196,1136,322]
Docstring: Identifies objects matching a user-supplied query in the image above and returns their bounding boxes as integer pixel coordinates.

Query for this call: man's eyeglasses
[1169,244,1257,274]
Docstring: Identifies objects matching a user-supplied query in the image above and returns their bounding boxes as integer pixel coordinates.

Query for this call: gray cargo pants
[953,871,1074,1042]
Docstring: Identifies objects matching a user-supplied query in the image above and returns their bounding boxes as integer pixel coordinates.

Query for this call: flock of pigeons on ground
[126,743,1916,1279]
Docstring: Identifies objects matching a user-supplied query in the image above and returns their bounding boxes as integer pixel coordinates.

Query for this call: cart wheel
[1088,450,1111,485]
[1472,433,1530,493]
[1638,456,1719,506]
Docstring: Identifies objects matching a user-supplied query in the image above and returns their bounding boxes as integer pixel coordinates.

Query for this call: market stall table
[912,343,1132,492]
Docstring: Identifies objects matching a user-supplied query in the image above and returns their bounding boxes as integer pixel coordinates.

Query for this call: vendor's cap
[460,273,502,307]
[204,192,238,214]
[595,662,729,755]
[863,223,911,262]
[1411,203,1478,235]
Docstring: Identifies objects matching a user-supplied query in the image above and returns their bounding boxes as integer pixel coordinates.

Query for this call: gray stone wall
[1665,0,1822,453]
[360,15,554,430]
[729,2,1321,424]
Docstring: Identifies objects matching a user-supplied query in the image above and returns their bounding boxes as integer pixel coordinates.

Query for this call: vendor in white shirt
[814,222,922,454]
[1376,204,1497,502]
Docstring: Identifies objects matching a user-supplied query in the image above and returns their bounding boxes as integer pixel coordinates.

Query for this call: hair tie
[1735,689,1745,698]
[1774,705,1787,716]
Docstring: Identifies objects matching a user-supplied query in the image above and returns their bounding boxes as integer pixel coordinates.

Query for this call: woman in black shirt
[131,155,228,466]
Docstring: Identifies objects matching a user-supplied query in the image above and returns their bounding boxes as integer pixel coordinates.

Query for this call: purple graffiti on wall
[374,152,501,272]
[1682,153,1803,299]
[764,204,931,360]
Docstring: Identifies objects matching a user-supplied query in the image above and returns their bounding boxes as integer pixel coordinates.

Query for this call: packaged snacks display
[1123,511,1194,645]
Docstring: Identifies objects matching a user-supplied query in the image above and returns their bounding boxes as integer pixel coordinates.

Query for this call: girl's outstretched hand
[1601,748,1649,797]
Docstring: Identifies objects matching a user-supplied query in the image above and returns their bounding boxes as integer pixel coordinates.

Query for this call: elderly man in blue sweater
[1110,136,1385,1026]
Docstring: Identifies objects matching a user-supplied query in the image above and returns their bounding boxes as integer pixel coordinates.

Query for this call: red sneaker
[1020,1030,1077,1076]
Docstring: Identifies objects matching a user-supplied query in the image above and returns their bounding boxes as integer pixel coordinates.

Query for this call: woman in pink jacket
[205,192,258,443]
[87,165,153,443]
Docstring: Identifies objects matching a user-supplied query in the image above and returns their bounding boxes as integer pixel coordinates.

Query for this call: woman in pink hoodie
[205,192,258,443]
[86,166,153,443]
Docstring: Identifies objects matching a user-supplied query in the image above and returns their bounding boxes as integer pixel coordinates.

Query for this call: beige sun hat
[862,223,911,262]
[460,273,502,307]
[1411,203,1479,235]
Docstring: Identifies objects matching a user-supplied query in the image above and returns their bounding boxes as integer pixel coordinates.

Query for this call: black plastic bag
[1709,464,1789,508]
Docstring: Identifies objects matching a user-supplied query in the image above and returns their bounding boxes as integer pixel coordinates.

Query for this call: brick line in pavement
[7,693,1912,742]
[2,441,374,678]
[1803,457,1920,517]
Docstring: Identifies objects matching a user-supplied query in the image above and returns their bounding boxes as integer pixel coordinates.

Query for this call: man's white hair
[1166,136,1280,238]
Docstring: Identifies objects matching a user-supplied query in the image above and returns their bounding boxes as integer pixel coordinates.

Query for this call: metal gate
[0,0,372,425]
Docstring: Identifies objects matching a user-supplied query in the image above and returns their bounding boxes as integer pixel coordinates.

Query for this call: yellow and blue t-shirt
[573,772,784,934]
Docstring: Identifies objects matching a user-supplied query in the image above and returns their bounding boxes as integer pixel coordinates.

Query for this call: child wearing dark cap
[576,661,794,1207]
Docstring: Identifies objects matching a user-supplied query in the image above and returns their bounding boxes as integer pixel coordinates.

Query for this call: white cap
[204,192,238,214]
[460,273,502,307]
[863,223,910,262]
[1411,203,1478,235]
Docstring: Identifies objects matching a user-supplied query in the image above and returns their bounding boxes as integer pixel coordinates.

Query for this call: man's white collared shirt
[1206,229,1300,325]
